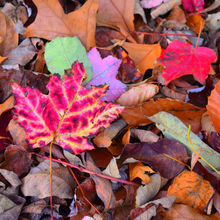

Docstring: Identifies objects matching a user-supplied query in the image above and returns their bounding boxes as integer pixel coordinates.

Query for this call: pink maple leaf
[86,48,127,102]
[12,61,124,154]
[158,40,217,85]
[182,0,204,12]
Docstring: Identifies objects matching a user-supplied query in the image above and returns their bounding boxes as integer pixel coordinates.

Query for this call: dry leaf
[97,0,136,42]
[0,56,8,64]
[130,128,159,143]
[167,171,215,212]
[167,4,186,24]
[187,14,205,34]
[0,12,18,56]
[0,96,14,115]
[129,162,155,184]
[24,0,99,50]
[117,41,161,73]
[201,111,216,134]
[161,204,220,220]
[121,98,206,133]
[116,84,159,106]
[207,81,220,133]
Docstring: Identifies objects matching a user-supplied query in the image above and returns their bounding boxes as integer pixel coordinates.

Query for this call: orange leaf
[24,0,99,50]
[129,162,155,184]
[0,56,8,64]
[121,99,206,133]
[207,81,220,133]
[97,0,136,42]
[0,12,18,56]
[186,14,205,34]
[167,171,214,212]
[116,83,159,106]
[117,41,162,73]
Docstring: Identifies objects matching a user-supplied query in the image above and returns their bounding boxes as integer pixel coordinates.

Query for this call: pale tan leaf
[117,84,159,106]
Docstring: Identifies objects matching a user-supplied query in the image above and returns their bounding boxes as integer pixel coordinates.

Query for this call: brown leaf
[130,128,159,143]
[0,12,18,56]
[0,96,14,115]
[117,41,161,73]
[187,14,205,34]
[129,162,155,184]
[160,204,220,220]
[117,84,159,106]
[167,171,215,212]
[167,4,186,24]
[24,0,99,50]
[207,81,220,133]
[121,98,206,133]
[97,0,136,42]
[0,145,32,177]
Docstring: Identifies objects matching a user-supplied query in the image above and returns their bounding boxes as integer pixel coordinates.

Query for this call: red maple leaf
[158,40,217,85]
[12,61,124,154]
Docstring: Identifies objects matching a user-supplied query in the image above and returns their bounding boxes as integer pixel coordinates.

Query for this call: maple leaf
[86,48,127,102]
[12,61,124,154]
[182,0,204,13]
[158,40,217,85]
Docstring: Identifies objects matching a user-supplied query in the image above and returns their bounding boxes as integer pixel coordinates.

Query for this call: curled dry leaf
[167,171,214,212]
[0,12,18,56]
[129,162,155,184]
[24,0,99,50]
[116,84,159,106]
[207,80,220,133]
[0,96,14,115]
[97,0,136,42]
[130,128,159,143]
[201,112,216,134]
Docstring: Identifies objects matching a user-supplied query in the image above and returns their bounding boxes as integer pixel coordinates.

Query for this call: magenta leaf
[86,48,127,102]
[182,0,204,12]
[12,61,124,154]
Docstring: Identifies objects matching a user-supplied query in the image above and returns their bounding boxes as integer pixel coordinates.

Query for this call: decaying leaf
[207,81,220,133]
[186,14,205,34]
[167,171,214,211]
[86,47,126,102]
[21,160,75,199]
[45,36,93,84]
[158,40,217,85]
[116,83,159,106]
[24,0,99,50]
[12,61,123,154]
[182,0,204,12]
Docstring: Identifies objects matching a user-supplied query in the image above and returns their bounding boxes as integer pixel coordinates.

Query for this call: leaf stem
[49,139,54,220]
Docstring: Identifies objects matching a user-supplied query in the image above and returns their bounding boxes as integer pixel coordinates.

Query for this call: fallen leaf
[45,36,93,84]
[186,14,205,34]
[97,0,135,42]
[121,98,206,133]
[207,80,220,133]
[0,67,49,103]
[158,40,217,85]
[103,157,121,181]
[0,144,32,177]
[3,38,37,66]
[84,153,117,210]
[0,12,18,56]
[86,47,126,102]
[131,196,176,219]
[160,204,220,220]
[119,138,189,179]
[130,128,159,143]
[118,41,161,73]
[116,83,159,106]
[182,0,204,12]
[12,61,123,154]
[0,96,14,115]
[24,0,99,50]
[140,0,166,8]
[0,56,7,64]
[149,111,220,170]
[21,159,75,199]
[167,171,214,211]
[167,4,186,24]
[129,162,155,184]
[201,112,216,134]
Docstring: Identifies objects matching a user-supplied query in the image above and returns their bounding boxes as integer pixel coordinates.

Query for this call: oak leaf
[158,40,217,85]
[167,171,214,211]
[24,0,99,50]
[12,61,123,154]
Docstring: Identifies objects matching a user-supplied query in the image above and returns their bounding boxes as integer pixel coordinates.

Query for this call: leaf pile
[0,0,219,219]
